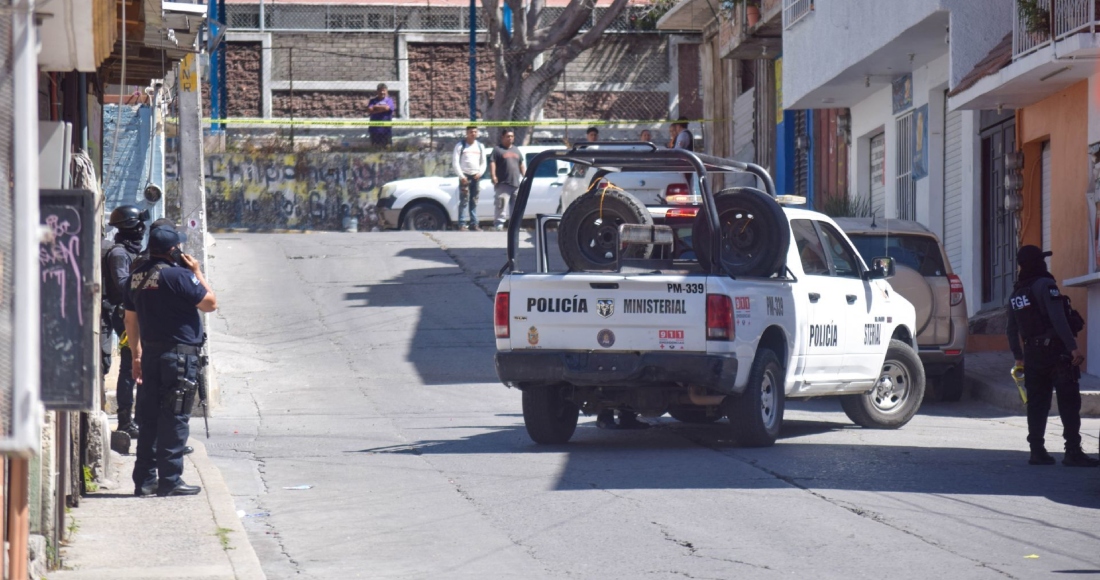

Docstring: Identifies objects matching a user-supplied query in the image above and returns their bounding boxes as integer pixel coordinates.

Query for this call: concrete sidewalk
[964,350,1100,417]
[50,439,265,580]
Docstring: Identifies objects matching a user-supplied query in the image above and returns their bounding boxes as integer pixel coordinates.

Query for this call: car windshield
[527,153,559,178]
[847,234,947,276]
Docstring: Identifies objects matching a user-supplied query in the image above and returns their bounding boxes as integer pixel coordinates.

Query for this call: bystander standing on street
[1006,245,1099,467]
[453,126,486,231]
[124,225,218,496]
[640,129,652,143]
[490,128,526,231]
[670,117,694,151]
[368,83,395,148]
[586,127,599,142]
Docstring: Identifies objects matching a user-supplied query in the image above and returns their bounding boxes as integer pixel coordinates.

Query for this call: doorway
[979,110,1017,310]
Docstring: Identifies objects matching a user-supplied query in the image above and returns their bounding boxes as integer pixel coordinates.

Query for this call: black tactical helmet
[108,205,149,232]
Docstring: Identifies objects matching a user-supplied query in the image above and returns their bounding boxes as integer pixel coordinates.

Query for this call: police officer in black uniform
[123,226,218,496]
[1006,245,1099,467]
[102,205,147,445]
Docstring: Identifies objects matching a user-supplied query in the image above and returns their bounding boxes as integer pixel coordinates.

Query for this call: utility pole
[177,53,208,268]
[469,0,476,121]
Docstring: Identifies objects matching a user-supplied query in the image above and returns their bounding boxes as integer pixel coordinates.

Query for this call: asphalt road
[205,231,1100,580]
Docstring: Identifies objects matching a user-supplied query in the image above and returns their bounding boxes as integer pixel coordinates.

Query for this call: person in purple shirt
[368,83,395,147]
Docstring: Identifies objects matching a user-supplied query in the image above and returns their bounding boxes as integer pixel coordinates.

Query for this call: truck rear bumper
[496,350,739,393]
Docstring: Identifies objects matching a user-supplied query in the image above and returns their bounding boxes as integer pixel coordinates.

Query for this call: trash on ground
[282,485,313,490]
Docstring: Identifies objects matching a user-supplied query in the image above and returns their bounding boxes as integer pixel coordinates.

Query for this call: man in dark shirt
[489,128,526,231]
[1006,245,1098,467]
[102,205,147,446]
[368,83,395,148]
[124,226,218,496]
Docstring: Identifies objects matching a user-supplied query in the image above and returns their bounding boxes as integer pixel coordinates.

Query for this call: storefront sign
[892,74,912,114]
[911,104,929,180]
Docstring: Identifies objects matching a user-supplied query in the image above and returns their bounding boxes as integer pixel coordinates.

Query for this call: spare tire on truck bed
[559,188,653,271]
[693,187,790,277]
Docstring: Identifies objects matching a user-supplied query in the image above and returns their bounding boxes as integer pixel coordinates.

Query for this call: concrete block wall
[227,43,263,118]
[270,33,398,82]
[407,43,494,119]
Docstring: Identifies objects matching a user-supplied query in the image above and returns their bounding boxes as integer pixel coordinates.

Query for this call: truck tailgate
[507,273,708,352]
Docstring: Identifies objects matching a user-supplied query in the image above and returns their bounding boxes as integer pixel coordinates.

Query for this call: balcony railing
[1014,0,1098,58]
[783,0,813,30]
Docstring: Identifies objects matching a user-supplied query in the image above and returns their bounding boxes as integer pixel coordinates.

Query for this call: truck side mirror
[865,256,896,280]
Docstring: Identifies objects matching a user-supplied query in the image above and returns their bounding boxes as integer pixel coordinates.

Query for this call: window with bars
[895,112,916,220]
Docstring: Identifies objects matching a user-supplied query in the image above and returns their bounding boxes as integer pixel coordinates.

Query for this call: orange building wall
[1018,80,1090,363]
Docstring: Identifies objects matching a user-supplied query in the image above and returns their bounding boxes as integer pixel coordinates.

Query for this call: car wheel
[558,188,652,271]
[522,385,579,444]
[841,339,926,428]
[723,348,784,447]
[401,203,447,231]
[936,361,965,402]
[668,407,723,424]
[693,188,790,277]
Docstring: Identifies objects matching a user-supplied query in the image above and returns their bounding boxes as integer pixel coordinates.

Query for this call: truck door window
[791,219,830,276]
[818,222,861,278]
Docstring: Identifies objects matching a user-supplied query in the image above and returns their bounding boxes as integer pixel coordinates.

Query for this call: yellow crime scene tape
[171,117,722,128]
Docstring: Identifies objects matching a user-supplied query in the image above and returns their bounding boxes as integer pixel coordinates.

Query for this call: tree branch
[527,0,595,51]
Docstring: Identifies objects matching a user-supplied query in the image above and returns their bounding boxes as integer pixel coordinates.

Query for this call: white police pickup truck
[494,145,925,446]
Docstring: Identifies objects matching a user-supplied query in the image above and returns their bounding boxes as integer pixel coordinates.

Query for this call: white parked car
[376,145,569,230]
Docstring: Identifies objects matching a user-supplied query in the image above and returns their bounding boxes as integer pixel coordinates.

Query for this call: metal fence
[200,33,684,150]
[227,3,653,33]
[1013,0,1052,58]
[782,0,813,29]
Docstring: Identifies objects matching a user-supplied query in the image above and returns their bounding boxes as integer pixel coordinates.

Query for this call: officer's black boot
[596,409,616,430]
[1062,446,1100,467]
[1029,448,1056,465]
[117,410,139,439]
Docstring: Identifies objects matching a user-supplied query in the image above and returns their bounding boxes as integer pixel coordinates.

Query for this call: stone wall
[227,42,263,118]
[272,90,402,118]
[270,33,398,82]
[407,43,494,119]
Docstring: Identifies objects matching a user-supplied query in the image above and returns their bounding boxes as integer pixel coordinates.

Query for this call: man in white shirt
[452,126,487,231]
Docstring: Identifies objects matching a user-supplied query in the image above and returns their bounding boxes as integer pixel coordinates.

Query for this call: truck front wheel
[723,348,784,447]
[841,339,926,428]
[522,385,580,444]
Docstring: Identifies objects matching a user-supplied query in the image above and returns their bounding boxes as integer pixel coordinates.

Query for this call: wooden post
[9,457,29,579]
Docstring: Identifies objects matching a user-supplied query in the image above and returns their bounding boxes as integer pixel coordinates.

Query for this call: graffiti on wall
[166,151,452,230]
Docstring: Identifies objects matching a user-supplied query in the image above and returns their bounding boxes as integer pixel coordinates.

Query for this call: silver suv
[835,218,969,401]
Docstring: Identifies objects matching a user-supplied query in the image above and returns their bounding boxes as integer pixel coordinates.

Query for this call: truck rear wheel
[723,348,784,447]
[668,407,722,424]
[558,188,652,271]
[693,188,790,277]
[841,339,926,428]
[522,385,580,444]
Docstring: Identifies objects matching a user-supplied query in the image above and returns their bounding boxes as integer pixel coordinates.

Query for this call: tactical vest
[1009,283,1048,340]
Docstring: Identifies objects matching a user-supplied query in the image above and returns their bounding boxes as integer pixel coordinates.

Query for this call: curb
[187,439,267,580]
[966,373,1100,418]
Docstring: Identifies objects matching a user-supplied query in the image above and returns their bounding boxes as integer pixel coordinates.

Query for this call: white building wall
[946,0,1014,89]
[850,86,892,215]
[782,0,943,108]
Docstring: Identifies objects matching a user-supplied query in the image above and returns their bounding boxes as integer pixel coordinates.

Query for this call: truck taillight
[665,207,699,219]
[665,183,690,203]
[948,274,964,307]
[706,294,734,341]
[495,292,510,338]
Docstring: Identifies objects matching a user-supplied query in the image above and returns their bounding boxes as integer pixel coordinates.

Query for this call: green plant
[818,194,872,218]
[215,527,235,551]
[1017,0,1050,35]
[82,466,98,493]
[719,0,759,21]
[633,0,681,31]
[66,516,80,538]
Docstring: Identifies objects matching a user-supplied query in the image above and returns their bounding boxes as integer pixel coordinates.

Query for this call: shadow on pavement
[346,415,1100,510]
